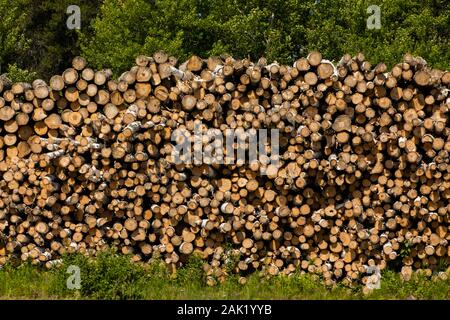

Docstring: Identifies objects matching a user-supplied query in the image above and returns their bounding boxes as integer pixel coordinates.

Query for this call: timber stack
[0,50,449,287]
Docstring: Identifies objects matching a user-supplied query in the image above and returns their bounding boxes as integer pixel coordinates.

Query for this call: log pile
[0,51,449,286]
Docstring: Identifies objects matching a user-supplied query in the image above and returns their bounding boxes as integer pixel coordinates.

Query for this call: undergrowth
[0,250,449,300]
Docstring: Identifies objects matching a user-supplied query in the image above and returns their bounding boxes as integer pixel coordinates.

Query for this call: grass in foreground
[0,252,449,300]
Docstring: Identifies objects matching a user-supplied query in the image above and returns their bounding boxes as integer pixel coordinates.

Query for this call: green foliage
[1,256,449,299]
[436,258,449,272]
[20,0,102,78]
[80,0,154,75]
[53,250,148,299]
[369,270,450,299]
[0,263,57,298]
[175,254,206,285]
[0,0,30,66]
[304,0,450,68]
[6,63,38,83]
[400,240,413,258]
[0,0,101,79]
[79,0,449,75]
[0,0,448,78]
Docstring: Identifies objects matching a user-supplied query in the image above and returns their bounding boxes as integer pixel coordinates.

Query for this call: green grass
[0,251,449,300]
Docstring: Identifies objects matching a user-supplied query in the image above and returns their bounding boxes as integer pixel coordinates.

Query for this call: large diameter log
[0,106,15,121]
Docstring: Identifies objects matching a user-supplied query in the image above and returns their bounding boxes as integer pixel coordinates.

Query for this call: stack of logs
[0,50,449,287]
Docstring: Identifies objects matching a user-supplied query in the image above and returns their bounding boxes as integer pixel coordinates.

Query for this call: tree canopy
[1,0,449,80]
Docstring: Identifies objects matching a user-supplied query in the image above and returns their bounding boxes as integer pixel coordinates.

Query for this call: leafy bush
[79,0,450,76]
[53,250,147,299]
[5,63,37,83]
[0,0,448,78]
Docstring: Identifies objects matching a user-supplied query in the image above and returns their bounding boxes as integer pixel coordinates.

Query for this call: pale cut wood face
[0,51,448,287]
